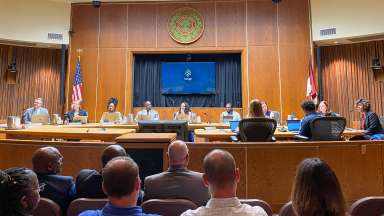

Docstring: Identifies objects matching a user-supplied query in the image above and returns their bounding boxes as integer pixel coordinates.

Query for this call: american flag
[72,58,83,102]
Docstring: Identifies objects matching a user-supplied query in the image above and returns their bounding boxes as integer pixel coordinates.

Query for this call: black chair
[294,116,346,141]
[349,196,384,216]
[235,118,277,142]
[138,120,189,141]
[311,116,346,141]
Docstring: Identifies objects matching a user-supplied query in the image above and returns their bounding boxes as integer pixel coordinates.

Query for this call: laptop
[31,114,49,125]
[73,115,88,124]
[229,120,240,132]
[223,115,234,124]
[137,114,152,121]
[286,120,301,132]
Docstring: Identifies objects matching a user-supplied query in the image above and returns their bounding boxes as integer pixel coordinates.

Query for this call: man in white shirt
[220,103,241,124]
[136,101,159,121]
[22,97,49,123]
[181,149,267,216]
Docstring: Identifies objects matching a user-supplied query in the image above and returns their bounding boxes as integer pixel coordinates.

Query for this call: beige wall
[0,0,70,45]
[311,0,384,41]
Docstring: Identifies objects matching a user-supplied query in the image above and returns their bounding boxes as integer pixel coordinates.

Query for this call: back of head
[0,167,39,216]
[301,100,316,113]
[102,156,139,198]
[291,158,346,216]
[101,145,127,167]
[203,149,236,189]
[168,140,189,166]
[32,147,62,174]
[248,99,264,118]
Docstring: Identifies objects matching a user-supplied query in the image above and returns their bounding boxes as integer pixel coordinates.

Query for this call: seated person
[220,103,241,123]
[181,149,267,216]
[22,97,49,123]
[32,147,76,212]
[292,158,346,216]
[173,102,196,123]
[64,101,88,123]
[261,101,272,118]
[299,100,322,139]
[317,100,339,117]
[144,140,210,206]
[0,167,41,216]
[79,157,159,216]
[351,98,383,140]
[248,99,265,118]
[76,145,143,205]
[100,97,122,124]
[136,101,159,121]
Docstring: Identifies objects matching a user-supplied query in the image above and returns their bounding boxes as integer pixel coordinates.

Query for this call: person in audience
[100,97,122,123]
[64,101,88,123]
[22,97,49,123]
[351,98,384,140]
[317,100,339,117]
[144,140,210,206]
[76,145,143,205]
[299,100,322,139]
[248,99,264,118]
[261,101,272,118]
[291,158,346,216]
[220,103,241,123]
[0,167,41,216]
[79,157,159,216]
[174,102,196,122]
[136,100,159,121]
[32,146,76,211]
[182,149,268,216]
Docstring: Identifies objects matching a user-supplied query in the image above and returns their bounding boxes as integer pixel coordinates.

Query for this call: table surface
[194,128,365,139]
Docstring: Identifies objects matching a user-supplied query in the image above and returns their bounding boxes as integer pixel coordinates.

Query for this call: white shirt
[181,197,268,216]
[220,111,241,123]
[136,109,159,121]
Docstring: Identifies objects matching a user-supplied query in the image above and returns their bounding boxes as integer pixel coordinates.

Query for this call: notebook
[286,120,301,132]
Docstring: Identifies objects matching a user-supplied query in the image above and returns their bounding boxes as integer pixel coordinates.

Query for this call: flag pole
[76,48,83,61]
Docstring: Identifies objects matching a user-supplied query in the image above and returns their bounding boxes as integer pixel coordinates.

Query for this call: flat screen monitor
[138,120,189,141]
[161,62,216,94]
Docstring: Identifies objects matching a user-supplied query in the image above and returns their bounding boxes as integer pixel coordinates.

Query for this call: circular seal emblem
[168,7,204,44]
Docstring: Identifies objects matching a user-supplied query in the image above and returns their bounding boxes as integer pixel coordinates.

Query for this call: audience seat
[279,201,296,216]
[67,198,108,216]
[239,199,273,216]
[349,196,384,216]
[141,199,198,216]
[32,197,61,216]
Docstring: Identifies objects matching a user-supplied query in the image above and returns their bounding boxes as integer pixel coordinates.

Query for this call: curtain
[133,54,242,107]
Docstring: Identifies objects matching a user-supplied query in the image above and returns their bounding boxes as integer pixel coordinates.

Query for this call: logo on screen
[184,68,192,81]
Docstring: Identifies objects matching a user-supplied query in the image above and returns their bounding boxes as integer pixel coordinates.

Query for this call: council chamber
[0,0,384,216]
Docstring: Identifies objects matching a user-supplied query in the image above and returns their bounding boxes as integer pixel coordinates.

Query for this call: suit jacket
[299,112,322,139]
[64,109,88,122]
[76,169,143,205]
[363,111,383,135]
[144,166,210,206]
[37,173,76,212]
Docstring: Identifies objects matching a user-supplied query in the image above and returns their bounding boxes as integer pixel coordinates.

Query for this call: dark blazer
[64,109,88,122]
[37,174,76,212]
[144,166,210,206]
[363,111,383,135]
[299,112,322,139]
[76,169,143,205]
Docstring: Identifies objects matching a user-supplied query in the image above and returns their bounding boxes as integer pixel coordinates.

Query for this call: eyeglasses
[33,183,46,192]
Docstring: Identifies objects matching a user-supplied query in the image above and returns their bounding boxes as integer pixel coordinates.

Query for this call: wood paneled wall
[0,44,62,119]
[67,0,311,122]
[321,40,384,126]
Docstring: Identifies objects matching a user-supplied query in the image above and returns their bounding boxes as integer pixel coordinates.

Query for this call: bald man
[144,140,209,206]
[32,146,76,212]
[182,149,267,216]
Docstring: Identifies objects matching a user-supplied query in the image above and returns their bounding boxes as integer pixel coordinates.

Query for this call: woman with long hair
[291,158,346,216]
[248,99,264,118]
